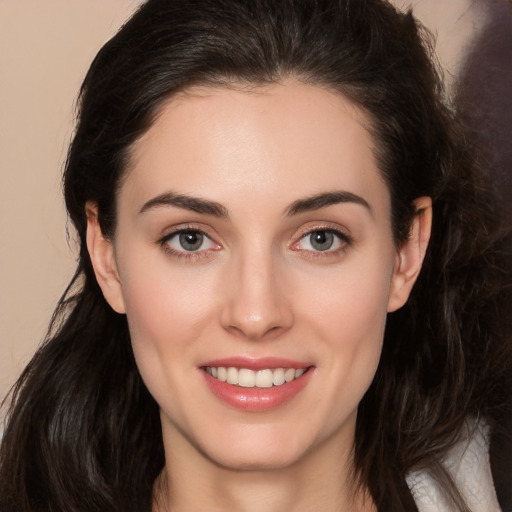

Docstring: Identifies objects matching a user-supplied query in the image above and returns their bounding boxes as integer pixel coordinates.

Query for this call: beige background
[0,1,144,403]
[0,1,494,404]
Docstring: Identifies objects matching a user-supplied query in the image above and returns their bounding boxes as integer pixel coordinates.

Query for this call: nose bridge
[221,241,292,340]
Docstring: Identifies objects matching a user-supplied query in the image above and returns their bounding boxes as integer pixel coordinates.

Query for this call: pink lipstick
[200,357,314,412]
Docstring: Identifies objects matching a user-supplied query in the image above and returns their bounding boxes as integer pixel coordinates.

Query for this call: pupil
[311,231,333,251]
[179,231,203,251]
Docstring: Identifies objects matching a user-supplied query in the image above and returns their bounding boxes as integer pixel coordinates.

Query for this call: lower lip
[202,368,314,412]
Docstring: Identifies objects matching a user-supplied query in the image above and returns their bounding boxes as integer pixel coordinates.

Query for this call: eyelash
[291,226,352,258]
[157,224,352,261]
[158,226,220,261]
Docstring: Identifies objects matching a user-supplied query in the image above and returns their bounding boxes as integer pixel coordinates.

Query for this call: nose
[220,248,293,341]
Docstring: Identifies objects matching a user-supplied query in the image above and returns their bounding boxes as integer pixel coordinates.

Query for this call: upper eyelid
[293,222,351,239]
[300,227,349,238]
[297,229,351,247]
[158,224,214,241]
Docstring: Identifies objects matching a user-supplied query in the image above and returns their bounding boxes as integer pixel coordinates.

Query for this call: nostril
[219,270,294,339]
[223,321,291,342]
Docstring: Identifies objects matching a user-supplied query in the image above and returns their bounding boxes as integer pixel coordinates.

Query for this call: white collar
[406,420,501,512]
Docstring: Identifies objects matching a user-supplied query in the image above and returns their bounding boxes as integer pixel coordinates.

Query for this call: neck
[152,426,375,512]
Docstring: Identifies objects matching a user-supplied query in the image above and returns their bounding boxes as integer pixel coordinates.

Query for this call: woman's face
[89,81,425,471]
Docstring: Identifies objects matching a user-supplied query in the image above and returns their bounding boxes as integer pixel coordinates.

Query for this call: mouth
[204,366,307,388]
[200,359,314,412]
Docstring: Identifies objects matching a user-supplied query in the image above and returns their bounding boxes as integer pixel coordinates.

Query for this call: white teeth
[255,369,274,388]
[284,368,295,382]
[238,368,255,388]
[273,368,285,385]
[227,367,238,385]
[205,366,307,388]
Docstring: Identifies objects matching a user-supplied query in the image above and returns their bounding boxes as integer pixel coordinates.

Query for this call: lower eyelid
[159,240,221,263]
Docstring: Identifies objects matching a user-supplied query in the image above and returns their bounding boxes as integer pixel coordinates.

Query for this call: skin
[87,81,431,512]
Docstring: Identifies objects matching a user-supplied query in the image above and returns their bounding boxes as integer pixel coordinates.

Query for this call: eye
[293,228,349,253]
[176,231,207,251]
[160,228,220,256]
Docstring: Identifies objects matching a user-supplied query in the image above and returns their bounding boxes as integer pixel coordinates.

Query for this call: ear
[85,202,126,314]
[387,197,432,312]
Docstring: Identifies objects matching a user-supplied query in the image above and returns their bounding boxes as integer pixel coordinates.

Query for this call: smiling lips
[201,359,313,411]
[205,366,306,388]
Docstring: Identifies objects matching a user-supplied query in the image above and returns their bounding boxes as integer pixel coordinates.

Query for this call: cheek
[305,254,391,325]
[298,251,393,376]
[117,257,220,372]
[117,258,227,430]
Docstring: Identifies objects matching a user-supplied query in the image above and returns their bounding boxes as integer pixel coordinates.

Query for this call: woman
[0,0,510,511]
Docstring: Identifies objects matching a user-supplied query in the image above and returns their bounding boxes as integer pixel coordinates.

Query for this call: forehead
[122,81,389,217]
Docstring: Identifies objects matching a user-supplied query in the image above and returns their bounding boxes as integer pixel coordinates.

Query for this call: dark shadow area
[455,1,512,510]
[456,0,512,215]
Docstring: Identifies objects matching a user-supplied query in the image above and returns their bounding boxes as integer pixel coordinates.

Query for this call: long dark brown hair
[1,1,510,511]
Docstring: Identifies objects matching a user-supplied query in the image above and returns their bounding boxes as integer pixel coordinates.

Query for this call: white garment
[406,421,502,512]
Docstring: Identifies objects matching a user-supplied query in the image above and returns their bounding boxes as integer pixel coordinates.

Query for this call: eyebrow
[139,192,229,217]
[139,189,371,218]
[285,191,371,216]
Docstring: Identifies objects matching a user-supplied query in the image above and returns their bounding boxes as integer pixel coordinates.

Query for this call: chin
[207,448,305,472]
[193,423,318,472]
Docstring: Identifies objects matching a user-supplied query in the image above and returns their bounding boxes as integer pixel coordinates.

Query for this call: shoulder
[406,420,502,512]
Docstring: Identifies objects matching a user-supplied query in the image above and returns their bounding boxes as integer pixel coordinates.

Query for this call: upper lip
[200,357,313,371]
